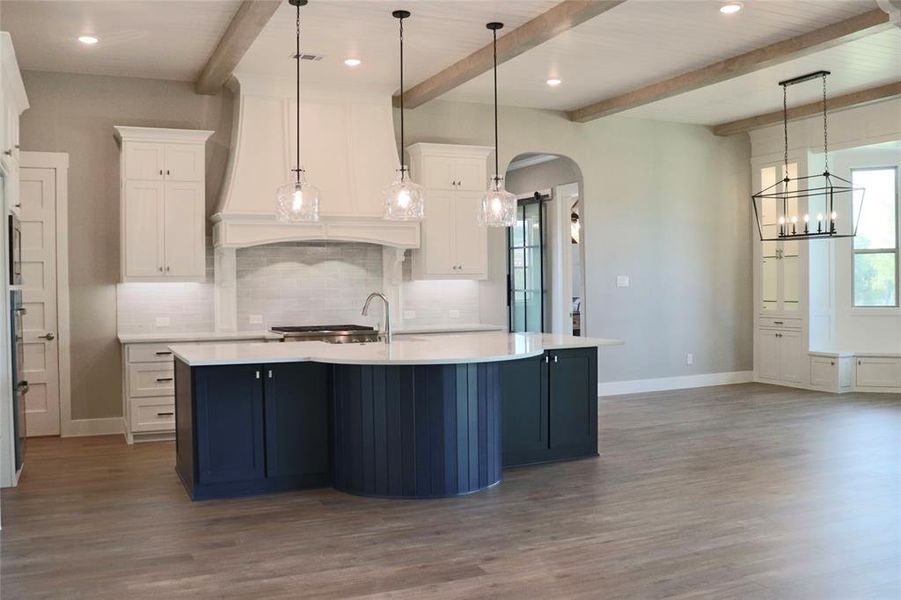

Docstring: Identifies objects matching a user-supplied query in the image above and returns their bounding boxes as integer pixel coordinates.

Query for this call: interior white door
[124,180,164,278]
[163,181,203,277]
[19,167,60,436]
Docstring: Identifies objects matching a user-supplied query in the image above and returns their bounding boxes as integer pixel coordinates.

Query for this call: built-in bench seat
[807,351,901,393]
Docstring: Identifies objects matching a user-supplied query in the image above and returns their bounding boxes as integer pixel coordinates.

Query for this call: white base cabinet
[855,357,901,390]
[115,127,212,282]
[122,342,177,444]
[757,326,805,385]
[809,355,854,393]
[408,143,492,280]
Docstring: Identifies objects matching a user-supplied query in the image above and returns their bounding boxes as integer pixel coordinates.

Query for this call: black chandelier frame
[750,70,865,242]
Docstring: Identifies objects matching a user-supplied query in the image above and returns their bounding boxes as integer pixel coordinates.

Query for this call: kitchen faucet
[362,292,391,344]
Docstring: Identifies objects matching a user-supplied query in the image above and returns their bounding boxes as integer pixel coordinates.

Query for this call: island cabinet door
[194,364,265,484]
[501,355,548,466]
[263,363,330,480]
[548,348,598,451]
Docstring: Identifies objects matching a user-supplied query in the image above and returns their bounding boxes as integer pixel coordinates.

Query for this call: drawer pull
[773,321,783,325]
[155,377,174,383]
[154,351,172,356]
[156,411,174,417]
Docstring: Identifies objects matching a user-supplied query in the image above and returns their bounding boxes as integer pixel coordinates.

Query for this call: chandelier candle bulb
[803,214,809,234]
[778,216,786,237]
[791,215,798,235]
[817,213,823,233]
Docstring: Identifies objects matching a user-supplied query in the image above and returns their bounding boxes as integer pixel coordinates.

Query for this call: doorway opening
[504,153,584,335]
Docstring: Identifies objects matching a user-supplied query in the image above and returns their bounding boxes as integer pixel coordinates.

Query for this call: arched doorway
[504,153,585,335]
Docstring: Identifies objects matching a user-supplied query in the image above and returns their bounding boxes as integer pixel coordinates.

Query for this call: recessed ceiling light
[78,35,99,45]
[546,78,562,87]
[720,3,742,14]
[344,58,362,67]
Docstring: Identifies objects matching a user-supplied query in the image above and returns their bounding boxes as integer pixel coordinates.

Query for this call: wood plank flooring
[2,383,899,599]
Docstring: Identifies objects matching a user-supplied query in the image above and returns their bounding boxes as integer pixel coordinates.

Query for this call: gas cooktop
[270,324,379,344]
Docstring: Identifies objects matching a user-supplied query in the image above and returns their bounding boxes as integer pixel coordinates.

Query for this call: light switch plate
[686,353,694,365]
[616,275,630,288]
[249,314,264,325]
[449,309,461,319]
[403,310,416,320]
[155,317,171,327]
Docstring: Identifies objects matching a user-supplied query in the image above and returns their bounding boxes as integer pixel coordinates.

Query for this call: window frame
[851,166,900,309]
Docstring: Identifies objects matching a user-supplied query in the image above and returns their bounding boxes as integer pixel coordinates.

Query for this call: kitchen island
[170,332,622,500]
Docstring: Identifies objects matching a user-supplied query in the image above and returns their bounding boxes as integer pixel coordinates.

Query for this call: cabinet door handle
[831,361,835,366]
[154,351,172,356]
[159,169,163,175]
[4,149,11,156]
[256,370,261,379]
[155,377,173,382]
[166,169,170,175]
[156,411,174,417]
[553,355,558,363]
[544,355,549,364]
[166,266,170,272]
[268,370,273,378]
[159,266,164,272]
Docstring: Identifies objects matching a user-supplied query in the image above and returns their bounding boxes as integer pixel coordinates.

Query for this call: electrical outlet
[686,353,694,365]
[616,275,630,288]
[403,310,416,320]
[448,309,461,319]
[249,314,264,325]
[155,317,171,327]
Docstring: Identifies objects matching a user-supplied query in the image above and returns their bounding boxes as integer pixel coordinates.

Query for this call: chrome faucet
[362,292,391,344]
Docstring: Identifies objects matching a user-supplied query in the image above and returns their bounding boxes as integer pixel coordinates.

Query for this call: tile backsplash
[235,242,384,331]
[117,241,484,334]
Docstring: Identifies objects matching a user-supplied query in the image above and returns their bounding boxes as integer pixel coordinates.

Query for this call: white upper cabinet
[1,33,30,218]
[115,127,212,282]
[408,144,492,280]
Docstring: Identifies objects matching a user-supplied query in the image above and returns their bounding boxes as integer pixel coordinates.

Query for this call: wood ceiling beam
[195,0,281,95]
[711,80,901,136]
[395,0,627,109]
[567,8,892,123]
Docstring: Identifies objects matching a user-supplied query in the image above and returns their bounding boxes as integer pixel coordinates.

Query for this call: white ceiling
[235,0,560,92]
[2,0,897,127]
[1,0,241,81]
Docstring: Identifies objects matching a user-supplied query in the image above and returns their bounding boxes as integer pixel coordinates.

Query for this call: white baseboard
[62,417,125,437]
[598,371,754,397]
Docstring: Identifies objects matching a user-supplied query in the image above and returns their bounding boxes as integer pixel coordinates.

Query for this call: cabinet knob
[159,169,163,175]
[166,266,170,272]
[159,267,163,272]
[831,361,835,366]
[4,149,11,156]
[166,169,170,175]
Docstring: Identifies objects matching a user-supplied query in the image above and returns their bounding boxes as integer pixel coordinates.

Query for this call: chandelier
[751,71,864,242]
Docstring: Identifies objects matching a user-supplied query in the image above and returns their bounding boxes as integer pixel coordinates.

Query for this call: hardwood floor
[2,383,899,599]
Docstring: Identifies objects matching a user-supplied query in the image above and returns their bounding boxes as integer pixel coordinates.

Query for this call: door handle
[15,307,26,314]
[38,332,55,341]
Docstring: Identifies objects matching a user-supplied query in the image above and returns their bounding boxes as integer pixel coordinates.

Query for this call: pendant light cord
[782,83,788,180]
[399,15,406,182]
[822,73,829,175]
[492,27,499,185]
[294,1,301,182]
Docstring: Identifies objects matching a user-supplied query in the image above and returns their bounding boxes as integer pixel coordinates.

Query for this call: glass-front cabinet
[756,161,803,314]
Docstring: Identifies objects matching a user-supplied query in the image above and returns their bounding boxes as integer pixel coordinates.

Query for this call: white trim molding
[598,371,754,397]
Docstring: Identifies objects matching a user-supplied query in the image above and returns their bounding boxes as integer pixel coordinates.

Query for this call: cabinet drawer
[128,363,175,397]
[131,397,175,433]
[759,317,801,330]
[127,343,176,363]
[856,358,901,388]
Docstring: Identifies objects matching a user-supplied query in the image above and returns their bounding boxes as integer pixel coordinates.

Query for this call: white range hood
[212,74,420,249]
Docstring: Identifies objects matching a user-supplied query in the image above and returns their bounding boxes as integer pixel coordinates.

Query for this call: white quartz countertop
[169,332,624,367]
[117,331,282,344]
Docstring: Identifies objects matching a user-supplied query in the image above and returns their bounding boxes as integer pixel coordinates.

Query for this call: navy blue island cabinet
[174,345,598,500]
[501,347,598,467]
[175,360,330,500]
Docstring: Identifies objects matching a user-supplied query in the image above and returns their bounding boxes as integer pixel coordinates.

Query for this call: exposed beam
[195,0,281,95]
[567,8,892,123]
[711,80,901,136]
[395,0,627,109]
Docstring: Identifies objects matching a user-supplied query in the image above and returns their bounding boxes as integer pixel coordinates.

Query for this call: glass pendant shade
[276,170,320,222]
[382,167,425,221]
[478,176,517,227]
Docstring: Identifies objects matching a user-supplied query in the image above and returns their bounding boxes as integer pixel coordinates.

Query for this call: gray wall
[505,156,582,196]
[400,101,753,382]
[19,71,232,420]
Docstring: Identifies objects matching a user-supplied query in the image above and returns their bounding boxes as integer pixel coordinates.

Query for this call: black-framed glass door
[508,193,546,332]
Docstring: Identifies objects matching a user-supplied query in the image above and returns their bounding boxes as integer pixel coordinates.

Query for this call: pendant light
[751,71,864,241]
[478,22,516,227]
[382,10,425,221]
[276,0,320,223]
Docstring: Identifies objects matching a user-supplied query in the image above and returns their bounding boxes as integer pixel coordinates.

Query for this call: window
[852,168,898,307]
